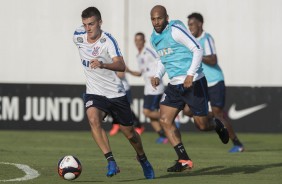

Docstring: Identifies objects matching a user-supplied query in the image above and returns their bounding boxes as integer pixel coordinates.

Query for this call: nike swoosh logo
[155,39,163,46]
[228,103,267,120]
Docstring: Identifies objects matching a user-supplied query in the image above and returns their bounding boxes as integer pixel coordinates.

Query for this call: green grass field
[0,130,282,184]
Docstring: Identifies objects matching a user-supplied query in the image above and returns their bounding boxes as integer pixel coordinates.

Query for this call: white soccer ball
[58,155,82,180]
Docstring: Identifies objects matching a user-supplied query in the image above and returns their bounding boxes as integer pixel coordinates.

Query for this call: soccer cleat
[138,159,155,179]
[155,137,169,144]
[214,118,229,144]
[167,160,193,172]
[229,145,245,153]
[106,161,120,177]
[135,126,145,135]
[109,124,120,136]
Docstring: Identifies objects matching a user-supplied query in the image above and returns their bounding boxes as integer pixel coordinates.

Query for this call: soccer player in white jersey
[73,7,154,179]
[187,12,244,152]
[150,5,229,172]
[126,32,168,144]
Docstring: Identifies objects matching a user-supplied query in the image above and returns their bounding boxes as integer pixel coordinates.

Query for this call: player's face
[82,16,102,41]
[188,18,201,38]
[151,11,168,33]
[134,35,145,51]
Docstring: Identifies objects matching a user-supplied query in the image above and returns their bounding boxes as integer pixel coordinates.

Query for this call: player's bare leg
[159,105,193,172]
[86,107,119,177]
[119,125,155,179]
[183,105,229,144]
[86,107,111,154]
[143,109,167,143]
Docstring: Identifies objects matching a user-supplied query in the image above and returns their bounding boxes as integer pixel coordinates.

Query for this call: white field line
[0,162,40,182]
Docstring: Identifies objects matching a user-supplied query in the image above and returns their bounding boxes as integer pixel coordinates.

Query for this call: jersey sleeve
[73,26,85,46]
[171,24,203,76]
[204,35,217,56]
[104,32,123,58]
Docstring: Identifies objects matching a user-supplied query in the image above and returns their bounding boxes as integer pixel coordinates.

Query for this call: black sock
[232,137,243,146]
[174,143,190,160]
[104,152,115,162]
[137,154,148,163]
[158,129,166,137]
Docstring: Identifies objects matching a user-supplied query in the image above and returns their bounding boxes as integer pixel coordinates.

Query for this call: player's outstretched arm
[126,67,142,77]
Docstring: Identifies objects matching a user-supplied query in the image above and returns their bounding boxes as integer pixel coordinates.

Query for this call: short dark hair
[187,12,204,23]
[81,7,101,20]
[135,32,145,40]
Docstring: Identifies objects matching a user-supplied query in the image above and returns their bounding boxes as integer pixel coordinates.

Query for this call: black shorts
[143,94,162,111]
[83,94,133,126]
[208,81,225,108]
[160,77,209,116]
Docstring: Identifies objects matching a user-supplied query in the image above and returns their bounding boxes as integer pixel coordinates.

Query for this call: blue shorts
[160,77,209,116]
[125,89,132,104]
[83,94,133,126]
[208,81,225,108]
[143,94,162,111]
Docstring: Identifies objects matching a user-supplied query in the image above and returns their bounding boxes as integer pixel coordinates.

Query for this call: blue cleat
[106,161,120,177]
[138,160,155,179]
[156,137,168,144]
[229,145,244,153]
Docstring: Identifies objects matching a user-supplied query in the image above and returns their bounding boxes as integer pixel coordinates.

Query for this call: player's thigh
[159,104,179,124]
[86,107,105,127]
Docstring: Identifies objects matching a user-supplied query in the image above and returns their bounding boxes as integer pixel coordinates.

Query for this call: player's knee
[143,109,150,117]
[88,117,101,128]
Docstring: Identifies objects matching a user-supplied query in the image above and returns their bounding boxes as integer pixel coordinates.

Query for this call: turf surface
[0,130,282,183]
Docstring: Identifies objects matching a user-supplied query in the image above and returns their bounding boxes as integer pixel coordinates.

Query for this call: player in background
[150,5,229,172]
[73,7,154,179]
[126,32,168,144]
[187,12,244,152]
[109,72,145,136]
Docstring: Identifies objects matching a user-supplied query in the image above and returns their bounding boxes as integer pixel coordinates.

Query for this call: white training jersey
[73,26,125,98]
[136,47,164,95]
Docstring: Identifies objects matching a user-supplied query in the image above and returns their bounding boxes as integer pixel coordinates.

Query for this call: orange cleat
[135,126,145,135]
[109,124,120,136]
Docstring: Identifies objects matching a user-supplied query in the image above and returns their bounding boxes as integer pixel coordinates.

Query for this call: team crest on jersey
[92,47,100,56]
[77,37,83,43]
[100,38,106,43]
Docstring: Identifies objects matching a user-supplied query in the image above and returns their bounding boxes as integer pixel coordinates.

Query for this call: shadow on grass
[157,162,282,179]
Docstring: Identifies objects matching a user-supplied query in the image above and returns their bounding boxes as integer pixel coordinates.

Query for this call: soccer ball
[58,155,82,180]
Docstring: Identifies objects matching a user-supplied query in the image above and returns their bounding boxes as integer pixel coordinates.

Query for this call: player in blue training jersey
[73,7,154,179]
[186,12,244,152]
[150,5,229,172]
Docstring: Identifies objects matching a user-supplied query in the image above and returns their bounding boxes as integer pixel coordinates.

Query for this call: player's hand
[151,77,160,89]
[183,75,194,88]
[90,59,103,69]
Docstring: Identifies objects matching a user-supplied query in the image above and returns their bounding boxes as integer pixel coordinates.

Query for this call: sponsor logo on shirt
[157,48,173,56]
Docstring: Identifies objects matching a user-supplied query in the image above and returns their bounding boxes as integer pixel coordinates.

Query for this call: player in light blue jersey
[187,13,244,153]
[150,5,229,172]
